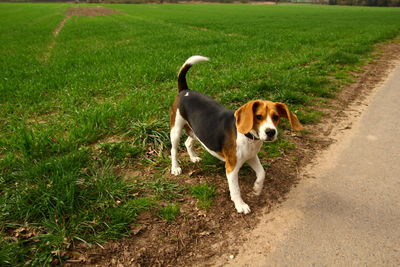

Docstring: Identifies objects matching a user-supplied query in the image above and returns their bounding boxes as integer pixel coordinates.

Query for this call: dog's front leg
[247,155,265,196]
[226,161,251,214]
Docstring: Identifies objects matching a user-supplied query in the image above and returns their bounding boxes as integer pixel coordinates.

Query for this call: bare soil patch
[66,6,120,17]
[249,1,278,4]
[55,7,119,37]
[65,39,400,267]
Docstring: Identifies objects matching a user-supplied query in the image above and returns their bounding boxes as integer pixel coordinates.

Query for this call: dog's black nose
[265,128,276,138]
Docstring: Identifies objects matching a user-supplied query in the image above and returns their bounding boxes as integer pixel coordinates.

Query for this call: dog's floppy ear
[234,100,260,134]
[275,103,303,131]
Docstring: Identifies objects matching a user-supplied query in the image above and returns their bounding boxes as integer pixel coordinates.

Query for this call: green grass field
[1,3,400,265]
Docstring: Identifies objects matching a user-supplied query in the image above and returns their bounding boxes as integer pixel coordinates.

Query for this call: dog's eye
[256,115,263,120]
[272,114,279,121]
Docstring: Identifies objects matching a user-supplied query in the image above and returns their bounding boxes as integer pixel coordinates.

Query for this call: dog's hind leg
[184,128,202,163]
[170,109,186,175]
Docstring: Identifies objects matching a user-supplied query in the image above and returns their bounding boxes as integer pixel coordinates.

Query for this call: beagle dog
[170,56,303,214]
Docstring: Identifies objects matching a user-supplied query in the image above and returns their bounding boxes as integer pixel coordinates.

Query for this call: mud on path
[65,39,400,266]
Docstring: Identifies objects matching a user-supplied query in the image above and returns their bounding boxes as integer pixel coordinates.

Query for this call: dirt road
[217,63,400,266]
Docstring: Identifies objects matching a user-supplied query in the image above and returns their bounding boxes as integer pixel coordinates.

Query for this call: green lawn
[1,3,400,265]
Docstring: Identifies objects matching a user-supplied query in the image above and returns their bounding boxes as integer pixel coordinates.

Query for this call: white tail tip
[185,55,210,66]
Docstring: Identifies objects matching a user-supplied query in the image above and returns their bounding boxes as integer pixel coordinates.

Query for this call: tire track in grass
[188,25,249,38]
[41,6,119,62]
[41,15,70,62]
[53,15,71,37]
[121,11,249,39]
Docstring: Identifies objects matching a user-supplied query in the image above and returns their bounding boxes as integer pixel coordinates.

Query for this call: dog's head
[234,100,303,142]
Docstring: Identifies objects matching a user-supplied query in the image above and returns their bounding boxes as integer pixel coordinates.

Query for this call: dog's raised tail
[178,55,209,92]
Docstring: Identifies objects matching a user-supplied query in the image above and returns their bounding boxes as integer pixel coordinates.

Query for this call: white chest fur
[236,132,263,164]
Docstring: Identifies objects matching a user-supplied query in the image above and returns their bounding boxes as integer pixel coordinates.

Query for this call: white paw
[171,166,182,175]
[253,183,263,196]
[190,156,202,163]
[234,202,251,214]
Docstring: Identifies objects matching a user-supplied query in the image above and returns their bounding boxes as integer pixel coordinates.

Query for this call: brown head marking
[234,100,262,134]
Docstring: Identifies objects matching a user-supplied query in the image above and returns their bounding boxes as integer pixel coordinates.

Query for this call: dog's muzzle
[263,128,277,142]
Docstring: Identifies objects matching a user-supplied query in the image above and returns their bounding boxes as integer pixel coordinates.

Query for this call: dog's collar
[245,132,259,140]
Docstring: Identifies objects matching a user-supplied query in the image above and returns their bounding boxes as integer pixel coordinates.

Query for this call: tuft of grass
[103,197,156,238]
[325,51,360,65]
[0,235,24,266]
[98,141,142,163]
[297,110,324,124]
[275,90,311,105]
[125,121,169,148]
[189,183,217,210]
[157,203,180,222]
[125,121,170,161]
[138,177,184,200]
[264,139,296,158]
